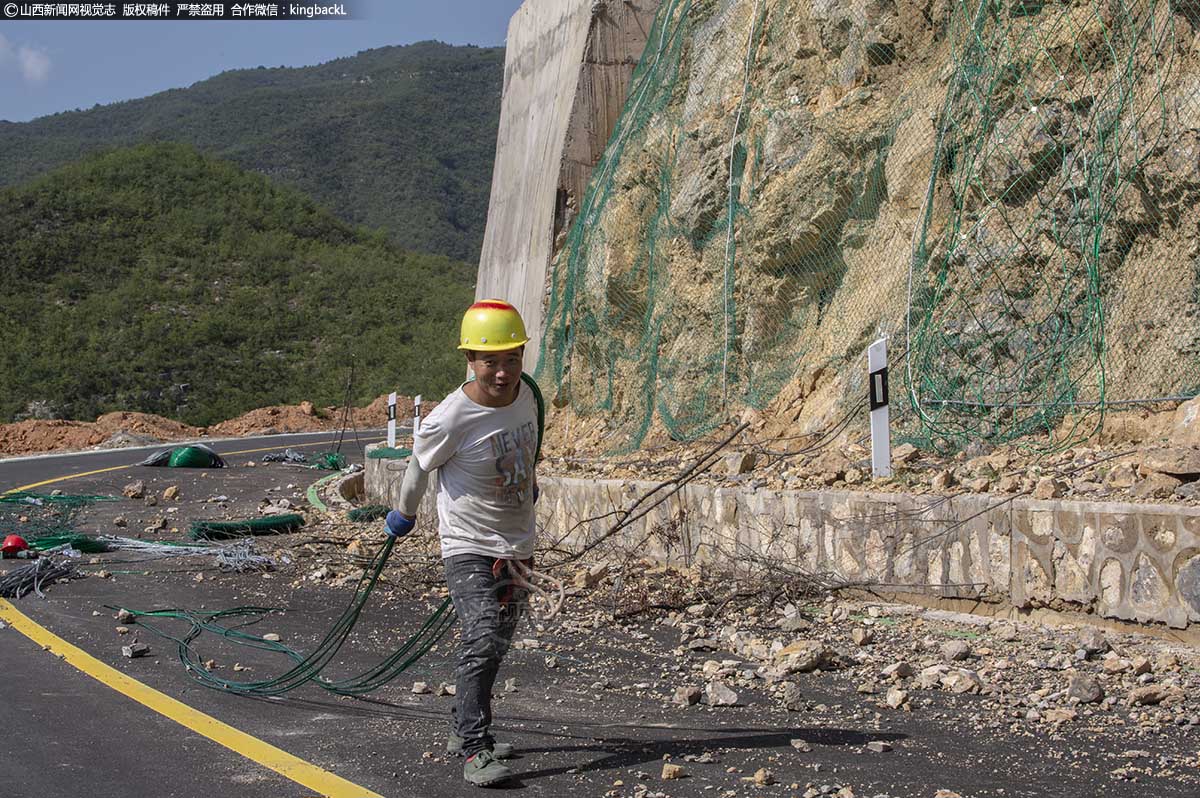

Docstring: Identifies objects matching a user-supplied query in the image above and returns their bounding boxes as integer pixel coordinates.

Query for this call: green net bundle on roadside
[309,451,348,470]
[536,0,1200,455]
[0,492,117,544]
[29,533,111,553]
[189,513,304,541]
[138,444,227,468]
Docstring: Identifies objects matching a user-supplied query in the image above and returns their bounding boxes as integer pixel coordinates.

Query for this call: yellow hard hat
[458,299,530,352]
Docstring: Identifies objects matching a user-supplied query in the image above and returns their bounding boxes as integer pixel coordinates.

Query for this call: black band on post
[869,367,888,411]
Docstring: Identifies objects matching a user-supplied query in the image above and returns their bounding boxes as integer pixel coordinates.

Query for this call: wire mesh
[535,0,1200,454]
[0,492,117,542]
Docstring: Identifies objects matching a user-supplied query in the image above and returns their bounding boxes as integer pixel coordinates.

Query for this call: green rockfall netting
[907,0,1180,451]
[537,0,1200,454]
[0,492,116,542]
[539,0,864,450]
[537,0,694,451]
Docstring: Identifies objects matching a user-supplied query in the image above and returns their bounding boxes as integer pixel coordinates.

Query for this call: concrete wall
[558,0,662,235]
[365,445,1200,631]
[475,0,661,369]
[366,444,440,519]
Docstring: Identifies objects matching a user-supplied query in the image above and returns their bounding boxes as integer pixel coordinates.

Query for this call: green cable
[113,536,458,697]
[519,373,545,462]
[318,597,456,695]
[116,538,394,695]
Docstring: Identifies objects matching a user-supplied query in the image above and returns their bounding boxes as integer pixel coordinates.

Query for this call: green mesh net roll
[189,514,304,541]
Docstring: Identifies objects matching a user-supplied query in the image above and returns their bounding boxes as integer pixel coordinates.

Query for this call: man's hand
[385,510,415,538]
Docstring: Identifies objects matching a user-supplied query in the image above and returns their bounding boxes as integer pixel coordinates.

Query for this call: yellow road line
[6,464,133,493]
[0,599,381,798]
[4,439,382,494]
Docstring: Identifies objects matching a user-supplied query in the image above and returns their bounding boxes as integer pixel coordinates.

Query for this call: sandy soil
[0,395,426,458]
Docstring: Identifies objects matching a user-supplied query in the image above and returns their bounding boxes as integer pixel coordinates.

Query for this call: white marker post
[413,394,423,434]
[386,392,397,448]
[868,337,892,478]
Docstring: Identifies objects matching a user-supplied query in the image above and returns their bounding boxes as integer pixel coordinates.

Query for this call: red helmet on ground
[2,534,29,555]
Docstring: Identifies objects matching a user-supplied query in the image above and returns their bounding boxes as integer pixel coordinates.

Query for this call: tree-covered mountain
[0,143,474,426]
[0,41,503,263]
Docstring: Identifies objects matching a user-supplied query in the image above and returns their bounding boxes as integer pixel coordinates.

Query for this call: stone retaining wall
[364,443,1200,630]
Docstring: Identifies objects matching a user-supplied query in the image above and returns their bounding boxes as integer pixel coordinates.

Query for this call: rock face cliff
[534,0,1200,452]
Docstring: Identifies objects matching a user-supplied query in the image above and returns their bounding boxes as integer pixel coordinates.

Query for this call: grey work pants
[444,553,526,756]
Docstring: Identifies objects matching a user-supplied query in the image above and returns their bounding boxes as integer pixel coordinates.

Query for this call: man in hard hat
[386,299,539,788]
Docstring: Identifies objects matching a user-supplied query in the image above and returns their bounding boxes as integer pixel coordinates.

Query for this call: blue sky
[0,1,524,122]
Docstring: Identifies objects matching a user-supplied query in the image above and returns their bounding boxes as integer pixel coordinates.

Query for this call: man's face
[467,347,523,405]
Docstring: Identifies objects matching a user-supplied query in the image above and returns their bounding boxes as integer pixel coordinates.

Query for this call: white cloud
[0,33,51,84]
[17,45,51,83]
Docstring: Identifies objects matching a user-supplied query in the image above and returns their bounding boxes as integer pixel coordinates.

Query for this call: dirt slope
[0,396,425,457]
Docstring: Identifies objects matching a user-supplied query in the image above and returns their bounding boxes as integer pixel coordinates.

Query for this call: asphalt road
[0,429,388,492]
[2,435,1198,798]
[1,431,393,798]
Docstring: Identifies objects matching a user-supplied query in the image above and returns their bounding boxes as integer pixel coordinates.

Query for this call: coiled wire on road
[110,535,457,696]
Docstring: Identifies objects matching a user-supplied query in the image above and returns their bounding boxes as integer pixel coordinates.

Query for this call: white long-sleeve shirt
[413,382,538,560]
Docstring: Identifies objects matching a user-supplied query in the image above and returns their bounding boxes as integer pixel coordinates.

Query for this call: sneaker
[463,749,513,787]
[448,733,514,759]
